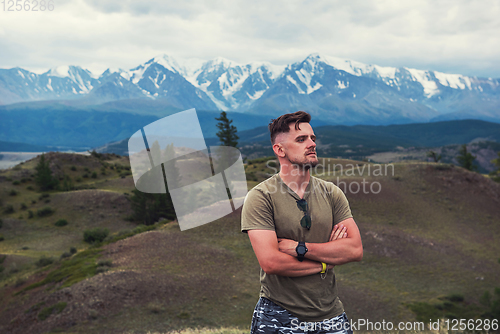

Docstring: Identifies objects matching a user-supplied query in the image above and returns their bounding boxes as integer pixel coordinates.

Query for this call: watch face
[297,245,306,254]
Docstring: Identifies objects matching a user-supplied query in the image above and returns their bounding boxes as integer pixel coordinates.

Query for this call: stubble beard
[288,154,319,171]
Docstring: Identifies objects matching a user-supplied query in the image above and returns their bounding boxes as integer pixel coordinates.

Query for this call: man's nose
[307,138,316,148]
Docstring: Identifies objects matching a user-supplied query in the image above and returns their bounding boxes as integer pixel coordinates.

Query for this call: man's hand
[330,223,348,241]
[277,238,297,257]
[278,224,348,257]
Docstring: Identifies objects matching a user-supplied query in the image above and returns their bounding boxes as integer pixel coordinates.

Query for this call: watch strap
[296,241,307,262]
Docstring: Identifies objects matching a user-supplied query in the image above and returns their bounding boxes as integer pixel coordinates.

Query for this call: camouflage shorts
[251,297,353,334]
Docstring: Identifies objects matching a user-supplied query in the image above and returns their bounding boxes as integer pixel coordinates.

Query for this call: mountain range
[1,54,499,125]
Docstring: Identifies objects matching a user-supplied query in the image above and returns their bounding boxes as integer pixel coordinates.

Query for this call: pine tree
[35,154,58,191]
[128,190,175,225]
[456,144,477,171]
[163,143,181,190]
[215,111,239,147]
[489,151,500,182]
[128,146,178,225]
[215,112,240,202]
[426,150,442,163]
[150,140,162,165]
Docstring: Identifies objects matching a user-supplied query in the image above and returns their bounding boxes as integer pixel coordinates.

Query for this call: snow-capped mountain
[1,53,499,124]
[188,57,285,111]
[0,65,99,105]
[248,53,500,124]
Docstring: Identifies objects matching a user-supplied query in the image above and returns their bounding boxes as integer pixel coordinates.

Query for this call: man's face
[279,122,318,169]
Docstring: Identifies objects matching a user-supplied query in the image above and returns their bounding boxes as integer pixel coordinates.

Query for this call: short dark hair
[268,111,311,144]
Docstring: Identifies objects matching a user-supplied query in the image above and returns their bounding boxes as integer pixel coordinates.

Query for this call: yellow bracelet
[320,262,327,274]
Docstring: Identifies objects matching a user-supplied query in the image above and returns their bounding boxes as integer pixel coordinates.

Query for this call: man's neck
[279,165,311,199]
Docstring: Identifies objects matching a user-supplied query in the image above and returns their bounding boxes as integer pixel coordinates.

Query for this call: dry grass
[1,155,499,333]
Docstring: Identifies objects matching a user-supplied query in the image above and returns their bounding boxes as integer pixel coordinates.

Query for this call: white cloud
[0,0,498,77]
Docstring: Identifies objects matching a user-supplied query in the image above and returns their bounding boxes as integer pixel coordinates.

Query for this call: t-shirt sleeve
[331,184,353,225]
[241,188,275,233]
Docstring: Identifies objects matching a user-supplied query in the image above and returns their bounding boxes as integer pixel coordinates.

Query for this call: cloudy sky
[1,0,499,78]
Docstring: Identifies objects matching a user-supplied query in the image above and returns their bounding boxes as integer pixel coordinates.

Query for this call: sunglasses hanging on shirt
[296,199,311,230]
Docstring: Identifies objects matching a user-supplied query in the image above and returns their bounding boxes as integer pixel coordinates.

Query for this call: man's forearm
[305,238,363,265]
[248,229,330,277]
[277,219,363,265]
[262,252,327,277]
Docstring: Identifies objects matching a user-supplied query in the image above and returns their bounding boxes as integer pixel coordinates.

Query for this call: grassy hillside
[0,153,499,333]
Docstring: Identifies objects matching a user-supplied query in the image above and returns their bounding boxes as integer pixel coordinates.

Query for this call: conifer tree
[163,143,181,190]
[35,154,58,191]
[490,151,500,182]
[215,112,240,201]
[128,190,175,225]
[456,144,477,171]
[128,143,178,225]
[215,111,239,147]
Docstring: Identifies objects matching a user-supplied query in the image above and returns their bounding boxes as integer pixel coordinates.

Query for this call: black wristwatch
[296,241,308,262]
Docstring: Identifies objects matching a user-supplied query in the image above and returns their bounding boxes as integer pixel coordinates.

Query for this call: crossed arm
[247,218,363,277]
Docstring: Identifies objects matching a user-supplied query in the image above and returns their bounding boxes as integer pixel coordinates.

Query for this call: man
[241,111,363,333]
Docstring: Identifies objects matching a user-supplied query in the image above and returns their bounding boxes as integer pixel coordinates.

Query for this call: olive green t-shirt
[241,174,353,322]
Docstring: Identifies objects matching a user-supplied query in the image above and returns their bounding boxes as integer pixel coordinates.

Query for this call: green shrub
[38,302,67,321]
[39,193,50,200]
[82,173,89,178]
[0,255,6,264]
[70,247,77,254]
[0,219,3,229]
[0,235,4,242]
[97,259,112,267]
[447,293,464,302]
[267,161,277,168]
[54,219,68,227]
[3,205,14,214]
[90,150,103,159]
[35,256,54,268]
[37,207,54,217]
[61,175,74,191]
[60,252,71,259]
[20,203,27,210]
[246,172,258,182]
[96,266,108,274]
[83,228,109,244]
[26,186,34,191]
[70,166,77,171]
[0,266,4,273]
[91,172,97,178]
[28,210,34,219]
[9,189,18,196]
[12,180,20,185]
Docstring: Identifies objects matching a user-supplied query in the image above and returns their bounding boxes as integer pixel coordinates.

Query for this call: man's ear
[273,143,286,158]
